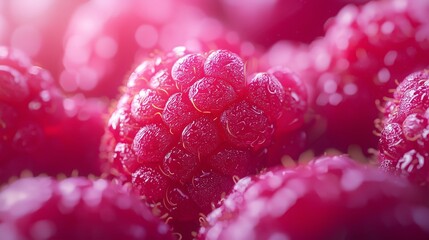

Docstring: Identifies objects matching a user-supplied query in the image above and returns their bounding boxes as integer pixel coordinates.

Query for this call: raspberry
[101,48,308,239]
[0,47,106,183]
[199,155,429,240]
[378,69,429,187]
[61,0,259,98]
[264,0,429,155]
[0,176,173,240]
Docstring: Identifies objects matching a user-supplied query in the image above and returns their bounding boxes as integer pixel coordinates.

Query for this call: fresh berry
[61,0,259,98]
[199,155,429,240]
[0,46,106,183]
[217,0,371,46]
[0,176,173,240]
[263,0,429,155]
[378,69,429,187]
[101,48,308,239]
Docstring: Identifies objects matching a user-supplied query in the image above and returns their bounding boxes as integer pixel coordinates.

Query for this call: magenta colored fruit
[379,69,429,186]
[262,0,429,155]
[101,48,308,239]
[0,47,106,183]
[199,155,429,240]
[0,176,173,240]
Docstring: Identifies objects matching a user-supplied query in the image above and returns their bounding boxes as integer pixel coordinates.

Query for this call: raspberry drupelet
[0,47,106,183]
[101,47,308,239]
[308,0,429,154]
[199,155,429,240]
[0,177,173,240]
[379,69,429,187]
[260,0,429,156]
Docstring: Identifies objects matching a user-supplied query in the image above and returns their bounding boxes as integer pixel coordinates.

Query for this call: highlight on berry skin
[0,46,106,184]
[100,47,309,239]
[199,155,429,240]
[2,0,429,240]
[0,176,174,240]
[378,69,429,187]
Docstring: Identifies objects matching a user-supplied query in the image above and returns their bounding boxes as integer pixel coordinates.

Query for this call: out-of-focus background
[0,0,372,99]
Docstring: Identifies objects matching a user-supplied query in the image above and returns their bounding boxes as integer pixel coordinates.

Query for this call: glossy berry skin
[0,177,173,240]
[199,155,429,240]
[312,0,429,153]
[0,47,106,183]
[267,0,429,155]
[101,48,308,239]
[379,70,429,187]
[61,0,259,98]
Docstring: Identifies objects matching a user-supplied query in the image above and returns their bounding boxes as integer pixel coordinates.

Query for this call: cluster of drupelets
[1,0,429,240]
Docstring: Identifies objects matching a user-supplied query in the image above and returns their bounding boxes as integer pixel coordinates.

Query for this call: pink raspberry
[379,69,429,186]
[262,0,429,155]
[0,176,173,240]
[101,48,308,239]
[0,47,106,183]
[199,155,429,240]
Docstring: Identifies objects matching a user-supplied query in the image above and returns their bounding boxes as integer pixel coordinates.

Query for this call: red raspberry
[0,176,173,240]
[379,69,429,187]
[199,155,429,240]
[61,0,259,98]
[0,47,106,183]
[264,0,429,155]
[101,48,308,239]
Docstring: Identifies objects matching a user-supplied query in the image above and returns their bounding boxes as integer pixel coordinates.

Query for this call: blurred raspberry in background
[60,0,259,98]
[0,0,86,77]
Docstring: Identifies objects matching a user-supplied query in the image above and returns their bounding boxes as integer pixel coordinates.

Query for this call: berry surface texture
[1,0,429,240]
